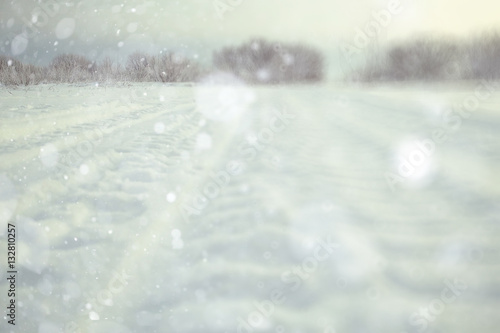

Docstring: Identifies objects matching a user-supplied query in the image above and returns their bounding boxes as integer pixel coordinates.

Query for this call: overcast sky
[1,0,499,79]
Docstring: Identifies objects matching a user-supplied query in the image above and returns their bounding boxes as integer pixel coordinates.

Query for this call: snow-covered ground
[1,81,499,333]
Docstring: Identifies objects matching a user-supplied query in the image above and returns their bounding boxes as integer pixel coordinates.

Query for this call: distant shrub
[0,51,201,86]
[125,52,199,82]
[97,56,124,82]
[350,33,500,82]
[387,38,459,80]
[352,38,461,82]
[48,54,97,83]
[0,55,43,86]
[464,32,500,80]
[213,39,324,84]
[125,52,150,81]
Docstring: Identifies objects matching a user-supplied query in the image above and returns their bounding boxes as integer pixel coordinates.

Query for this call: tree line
[0,38,324,86]
[3,33,500,86]
[349,32,500,82]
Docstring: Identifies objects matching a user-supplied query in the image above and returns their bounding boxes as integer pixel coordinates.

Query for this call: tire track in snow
[1,84,500,333]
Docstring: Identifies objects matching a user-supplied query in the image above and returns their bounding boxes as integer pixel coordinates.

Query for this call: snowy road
[1,83,500,333]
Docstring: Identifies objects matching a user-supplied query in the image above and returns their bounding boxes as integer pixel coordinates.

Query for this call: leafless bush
[213,38,324,84]
[154,53,200,82]
[125,52,150,81]
[387,38,459,80]
[0,55,43,86]
[0,51,200,85]
[351,33,500,82]
[464,32,500,80]
[48,54,97,83]
[125,52,199,82]
[96,56,124,82]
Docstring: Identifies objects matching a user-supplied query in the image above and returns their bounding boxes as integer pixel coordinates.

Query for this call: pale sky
[1,0,499,79]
